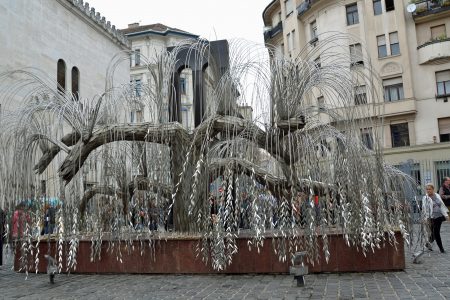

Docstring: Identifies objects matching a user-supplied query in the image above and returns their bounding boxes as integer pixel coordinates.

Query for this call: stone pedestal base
[14,232,405,274]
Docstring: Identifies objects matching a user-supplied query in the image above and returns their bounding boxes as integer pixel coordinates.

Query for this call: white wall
[0,0,130,101]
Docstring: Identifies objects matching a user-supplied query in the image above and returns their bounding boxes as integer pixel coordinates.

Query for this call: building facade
[121,23,199,130]
[0,0,130,101]
[0,0,131,200]
[262,0,450,186]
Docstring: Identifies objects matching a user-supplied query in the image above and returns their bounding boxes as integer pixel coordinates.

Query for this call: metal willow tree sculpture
[0,35,417,272]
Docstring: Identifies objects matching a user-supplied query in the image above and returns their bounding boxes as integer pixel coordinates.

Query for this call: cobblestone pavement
[2,224,450,299]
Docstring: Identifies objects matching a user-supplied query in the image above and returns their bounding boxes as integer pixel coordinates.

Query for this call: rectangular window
[40,180,46,195]
[135,79,142,97]
[436,70,450,97]
[383,77,404,102]
[360,127,373,150]
[83,182,96,192]
[431,24,447,40]
[291,30,296,50]
[395,163,421,185]
[346,3,359,26]
[285,0,293,17]
[385,0,395,11]
[373,0,382,15]
[436,161,450,188]
[134,49,141,66]
[287,33,292,52]
[377,35,387,58]
[411,164,421,186]
[180,77,187,94]
[389,32,400,56]
[181,107,190,130]
[287,31,295,53]
[314,56,321,68]
[349,43,363,66]
[317,96,325,111]
[390,123,410,147]
[310,20,318,40]
[439,117,450,142]
[130,110,143,123]
[136,110,143,123]
[355,85,367,105]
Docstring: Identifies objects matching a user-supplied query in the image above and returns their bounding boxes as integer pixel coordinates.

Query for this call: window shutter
[377,35,386,46]
[383,77,402,86]
[436,70,450,82]
[389,32,399,44]
[439,118,450,135]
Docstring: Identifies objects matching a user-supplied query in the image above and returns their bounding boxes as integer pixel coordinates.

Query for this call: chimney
[128,22,140,28]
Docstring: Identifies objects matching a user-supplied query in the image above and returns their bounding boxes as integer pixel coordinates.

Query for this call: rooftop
[63,0,130,48]
[121,23,199,38]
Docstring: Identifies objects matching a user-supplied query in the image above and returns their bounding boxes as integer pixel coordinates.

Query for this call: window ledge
[384,98,408,103]
[309,36,319,45]
[378,53,401,60]
[350,61,364,67]
[347,23,360,28]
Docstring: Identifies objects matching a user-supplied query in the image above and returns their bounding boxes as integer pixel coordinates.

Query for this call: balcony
[297,0,311,17]
[297,0,321,17]
[263,21,283,41]
[411,0,450,23]
[381,98,416,117]
[417,38,450,64]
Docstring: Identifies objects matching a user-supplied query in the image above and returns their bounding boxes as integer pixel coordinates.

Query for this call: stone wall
[0,0,130,101]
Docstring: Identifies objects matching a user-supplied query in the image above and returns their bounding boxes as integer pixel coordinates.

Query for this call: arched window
[71,67,80,101]
[57,59,66,94]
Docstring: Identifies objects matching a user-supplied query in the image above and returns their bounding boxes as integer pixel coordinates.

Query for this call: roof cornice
[262,0,278,25]
[125,29,199,39]
[57,0,130,49]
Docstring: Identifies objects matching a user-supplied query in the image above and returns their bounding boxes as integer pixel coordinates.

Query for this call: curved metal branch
[59,122,189,183]
[34,131,81,173]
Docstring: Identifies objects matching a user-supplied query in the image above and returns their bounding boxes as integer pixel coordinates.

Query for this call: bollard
[289,251,308,287]
[44,254,57,284]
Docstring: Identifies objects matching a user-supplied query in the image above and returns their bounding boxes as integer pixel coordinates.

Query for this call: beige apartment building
[121,23,199,130]
[263,0,450,186]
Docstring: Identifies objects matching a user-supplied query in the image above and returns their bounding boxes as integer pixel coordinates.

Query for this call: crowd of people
[0,176,448,267]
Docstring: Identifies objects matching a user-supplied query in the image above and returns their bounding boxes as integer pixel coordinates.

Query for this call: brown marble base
[14,232,405,274]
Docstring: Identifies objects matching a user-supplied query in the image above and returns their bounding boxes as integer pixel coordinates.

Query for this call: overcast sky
[87,0,269,44]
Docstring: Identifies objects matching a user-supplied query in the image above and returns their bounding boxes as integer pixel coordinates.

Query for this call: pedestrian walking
[422,183,449,253]
[439,176,450,210]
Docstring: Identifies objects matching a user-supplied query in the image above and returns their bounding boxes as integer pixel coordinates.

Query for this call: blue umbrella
[41,197,62,207]
[16,199,35,209]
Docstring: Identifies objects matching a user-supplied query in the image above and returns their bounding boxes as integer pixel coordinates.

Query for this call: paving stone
[3,223,450,299]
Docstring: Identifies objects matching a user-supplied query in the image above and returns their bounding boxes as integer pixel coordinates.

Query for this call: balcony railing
[297,0,321,17]
[411,0,450,21]
[381,98,416,117]
[263,21,283,41]
[297,0,311,17]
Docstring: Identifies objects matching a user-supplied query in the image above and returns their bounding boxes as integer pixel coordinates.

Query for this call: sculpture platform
[14,231,405,274]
